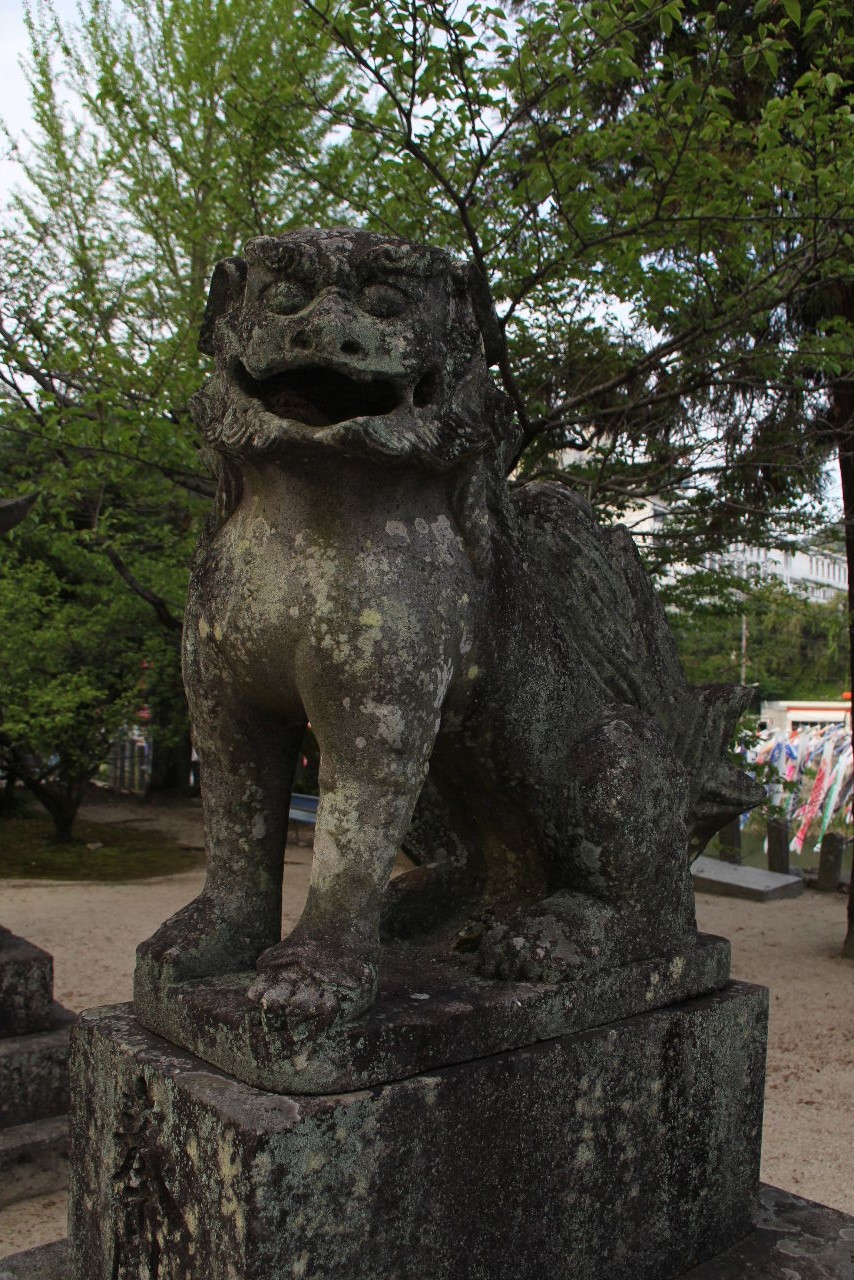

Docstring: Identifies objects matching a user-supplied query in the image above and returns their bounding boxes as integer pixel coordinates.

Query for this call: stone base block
[691,857,803,901]
[0,1240,68,1280]
[682,1184,854,1278]
[0,931,54,1038]
[0,1116,69,1207]
[0,1010,74,1127]
[12,1185,854,1280]
[69,983,767,1280]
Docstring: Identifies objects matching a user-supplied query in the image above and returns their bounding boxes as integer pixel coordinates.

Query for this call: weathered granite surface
[0,928,72,1204]
[69,983,767,1280]
[0,1116,69,1207]
[135,931,730,1094]
[0,1240,67,1280]
[135,227,765,1052]
[11,1185,854,1279]
[0,929,54,1038]
[0,1012,74,1127]
[682,1184,854,1278]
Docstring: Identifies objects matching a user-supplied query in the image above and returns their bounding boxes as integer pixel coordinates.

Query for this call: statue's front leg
[136,681,304,988]
[248,668,443,1036]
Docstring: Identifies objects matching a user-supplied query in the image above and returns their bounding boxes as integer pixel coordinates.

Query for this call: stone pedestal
[12,1184,854,1280]
[0,928,55,1037]
[68,979,768,1280]
[0,928,73,1205]
[134,932,733,1094]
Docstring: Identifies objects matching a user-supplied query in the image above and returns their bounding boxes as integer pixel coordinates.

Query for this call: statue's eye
[359,282,408,318]
[265,279,312,314]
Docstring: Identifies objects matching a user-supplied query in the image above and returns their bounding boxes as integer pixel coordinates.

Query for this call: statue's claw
[136,893,272,984]
[247,937,378,1038]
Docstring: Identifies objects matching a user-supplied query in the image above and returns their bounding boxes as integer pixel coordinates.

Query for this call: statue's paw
[476,921,585,982]
[476,898,617,983]
[247,937,378,1038]
[135,894,270,984]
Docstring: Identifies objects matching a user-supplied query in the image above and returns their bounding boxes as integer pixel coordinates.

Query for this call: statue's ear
[197,257,248,355]
[452,263,504,367]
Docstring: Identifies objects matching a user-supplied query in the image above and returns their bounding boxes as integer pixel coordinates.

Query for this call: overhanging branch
[99,543,182,634]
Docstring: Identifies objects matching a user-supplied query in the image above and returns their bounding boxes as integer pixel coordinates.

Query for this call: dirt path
[694,891,853,1214]
[1,800,851,1255]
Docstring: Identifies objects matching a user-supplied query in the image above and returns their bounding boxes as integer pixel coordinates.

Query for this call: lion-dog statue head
[192,228,517,475]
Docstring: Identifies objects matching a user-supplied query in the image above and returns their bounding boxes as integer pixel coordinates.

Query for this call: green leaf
[803,6,826,34]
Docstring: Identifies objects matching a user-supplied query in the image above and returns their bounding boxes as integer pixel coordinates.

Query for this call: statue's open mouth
[236,363,402,427]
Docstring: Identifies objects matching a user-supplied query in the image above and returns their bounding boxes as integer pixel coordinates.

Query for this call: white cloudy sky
[1,0,79,200]
[1,0,33,191]
[0,0,34,141]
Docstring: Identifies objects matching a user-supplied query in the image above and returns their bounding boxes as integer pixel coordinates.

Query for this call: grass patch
[0,814,205,881]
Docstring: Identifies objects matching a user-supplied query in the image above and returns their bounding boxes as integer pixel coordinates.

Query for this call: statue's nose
[289,323,365,359]
[286,292,369,360]
[243,292,370,378]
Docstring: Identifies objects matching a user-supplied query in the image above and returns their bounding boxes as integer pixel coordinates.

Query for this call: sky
[1,0,32,194]
[0,0,79,201]
[0,0,34,140]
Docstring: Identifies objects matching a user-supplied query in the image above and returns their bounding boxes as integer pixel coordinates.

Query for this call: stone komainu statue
[137,229,763,1036]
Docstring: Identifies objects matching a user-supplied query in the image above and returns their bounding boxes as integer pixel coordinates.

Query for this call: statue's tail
[512,483,765,853]
[684,684,766,855]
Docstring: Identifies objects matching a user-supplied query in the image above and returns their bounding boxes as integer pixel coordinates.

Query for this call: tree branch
[99,543,182,634]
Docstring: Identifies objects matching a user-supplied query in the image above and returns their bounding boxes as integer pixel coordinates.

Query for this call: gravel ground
[1,797,851,1256]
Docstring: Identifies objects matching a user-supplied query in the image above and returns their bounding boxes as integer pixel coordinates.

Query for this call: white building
[760,700,851,732]
[624,500,848,603]
[704,543,847,604]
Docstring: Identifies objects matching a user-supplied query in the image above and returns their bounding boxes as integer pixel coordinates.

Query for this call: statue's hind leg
[380,774,485,942]
[477,706,696,982]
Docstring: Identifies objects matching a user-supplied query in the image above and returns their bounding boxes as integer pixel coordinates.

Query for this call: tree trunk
[0,765,23,818]
[49,808,76,844]
[835,381,854,958]
[22,779,84,843]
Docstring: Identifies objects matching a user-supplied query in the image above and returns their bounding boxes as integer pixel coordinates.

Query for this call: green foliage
[300,0,853,559]
[10,0,850,550]
[0,517,175,836]
[666,574,850,700]
[1,0,346,798]
[3,0,346,500]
